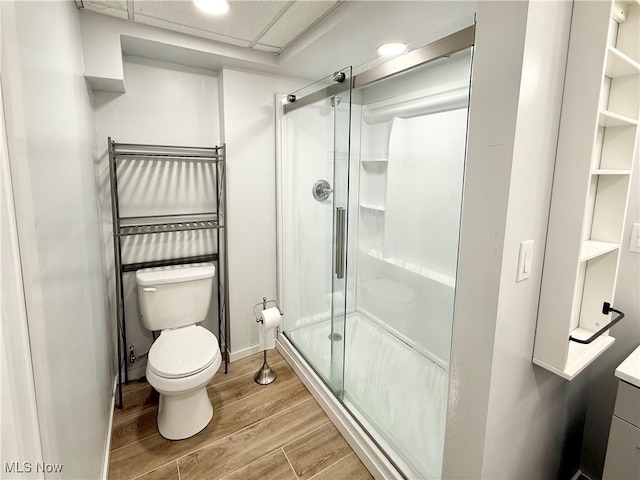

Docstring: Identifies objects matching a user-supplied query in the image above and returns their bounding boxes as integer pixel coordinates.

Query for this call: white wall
[443,2,583,478]
[92,56,220,379]
[219,68,306,359]
[580,138,640,478]
[443,2,530,476]
[79,10,277,92]
[0,76,43,480]
[1,1,112,478]
[481,1,581,478]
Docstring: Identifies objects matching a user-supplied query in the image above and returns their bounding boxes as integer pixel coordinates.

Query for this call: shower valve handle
[312,180,333,202]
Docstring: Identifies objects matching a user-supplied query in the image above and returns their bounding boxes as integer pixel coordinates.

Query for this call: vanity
[603,346,640,479]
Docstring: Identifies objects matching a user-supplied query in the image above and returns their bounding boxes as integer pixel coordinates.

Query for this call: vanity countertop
[615,345,640,388]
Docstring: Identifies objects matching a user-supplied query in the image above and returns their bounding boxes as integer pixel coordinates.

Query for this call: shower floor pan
[286,312,448,479]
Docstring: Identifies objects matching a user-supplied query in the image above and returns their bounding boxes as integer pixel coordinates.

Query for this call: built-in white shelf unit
[533,0,639,380]
[360,203,386,212]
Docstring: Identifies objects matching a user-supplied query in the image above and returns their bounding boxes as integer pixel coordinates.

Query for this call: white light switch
[631,223,640,253]
[517,240,535,282]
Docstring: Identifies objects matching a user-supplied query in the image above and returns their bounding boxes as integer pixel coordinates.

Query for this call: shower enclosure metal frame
[276,23,476,479]
[283,25,474,114]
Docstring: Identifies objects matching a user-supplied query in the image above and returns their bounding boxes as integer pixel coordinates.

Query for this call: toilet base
[157,387,213,440]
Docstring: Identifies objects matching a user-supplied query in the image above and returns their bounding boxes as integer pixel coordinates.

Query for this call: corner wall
[0,61,44,480]
[445,1,583,478]
[482,1,584,478]
[443,1,530,476]
[219,68,306,358]
[92,56,220,380]
[1,1,113,477]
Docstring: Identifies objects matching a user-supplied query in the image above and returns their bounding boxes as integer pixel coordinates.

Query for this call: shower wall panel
[346,47,472,477]
[385,112,467,282]
[354,50,471,364]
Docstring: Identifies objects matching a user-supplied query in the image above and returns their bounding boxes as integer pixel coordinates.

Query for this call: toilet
[136,263,221,440]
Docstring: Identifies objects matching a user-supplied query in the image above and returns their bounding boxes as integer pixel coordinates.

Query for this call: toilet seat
[148,325,219,379]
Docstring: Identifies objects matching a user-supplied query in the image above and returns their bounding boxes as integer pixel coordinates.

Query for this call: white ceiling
[77,0,342,54]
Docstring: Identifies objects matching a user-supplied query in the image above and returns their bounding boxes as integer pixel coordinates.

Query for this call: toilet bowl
[136,263,221,440]
[146,325,221,440]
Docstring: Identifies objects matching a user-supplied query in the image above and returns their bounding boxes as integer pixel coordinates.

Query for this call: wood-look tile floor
[108,350,373,480]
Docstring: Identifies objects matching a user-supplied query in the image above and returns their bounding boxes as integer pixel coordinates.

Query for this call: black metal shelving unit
[108,139,229,409]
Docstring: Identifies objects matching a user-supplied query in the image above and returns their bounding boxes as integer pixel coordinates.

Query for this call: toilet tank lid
[136,263,215,286]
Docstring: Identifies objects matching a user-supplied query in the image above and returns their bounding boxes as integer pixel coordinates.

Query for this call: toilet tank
[136,263,215,331]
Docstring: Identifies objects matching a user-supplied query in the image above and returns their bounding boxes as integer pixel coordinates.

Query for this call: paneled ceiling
[76,0,343,53]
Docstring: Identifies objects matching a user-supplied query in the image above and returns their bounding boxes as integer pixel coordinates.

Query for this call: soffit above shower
[76,0,343,54]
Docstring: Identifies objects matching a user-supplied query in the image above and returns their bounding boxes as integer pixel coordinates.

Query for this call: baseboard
[127,365,147,381]
[276,336,403,480]
[570,470,589,480]
[101,375,117,480]
[228,344,261,362]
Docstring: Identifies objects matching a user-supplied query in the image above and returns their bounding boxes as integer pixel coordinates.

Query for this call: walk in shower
[277,21,474,479]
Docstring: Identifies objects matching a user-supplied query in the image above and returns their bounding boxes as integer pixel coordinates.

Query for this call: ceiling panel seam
[277,0,343,56]
[248,0,296,48]
[133,12,253,45]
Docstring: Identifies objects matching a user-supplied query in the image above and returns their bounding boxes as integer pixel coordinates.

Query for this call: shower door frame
[275,23,476,480]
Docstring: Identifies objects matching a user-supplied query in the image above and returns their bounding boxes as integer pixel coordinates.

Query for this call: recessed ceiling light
[193,0,229,15]
[377,42,408,57]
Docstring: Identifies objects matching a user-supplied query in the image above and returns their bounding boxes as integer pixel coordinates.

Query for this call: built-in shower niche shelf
[359,203,386,212]
[361,159,388,174]
[360,248,455,287]
[361,158,388,163]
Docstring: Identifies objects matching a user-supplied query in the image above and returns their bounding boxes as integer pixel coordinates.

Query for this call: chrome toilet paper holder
[253,297,283,385]
[252,297,283,323]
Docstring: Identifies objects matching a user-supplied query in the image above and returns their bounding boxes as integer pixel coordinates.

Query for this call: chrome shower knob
[312,179,333,202]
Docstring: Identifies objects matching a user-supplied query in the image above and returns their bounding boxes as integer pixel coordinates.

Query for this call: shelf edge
[598,109,639,127]
[579,241,620,262]
[359,204,386,211]
[592,169,631,175]
[606,45,640,77]
[532,335,615,380]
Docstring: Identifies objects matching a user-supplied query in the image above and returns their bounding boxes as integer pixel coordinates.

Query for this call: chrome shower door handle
[335,207,346,279]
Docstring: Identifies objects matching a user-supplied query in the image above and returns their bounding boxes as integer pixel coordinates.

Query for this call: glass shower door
[343,45,474,479]
[281,67,352,394]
